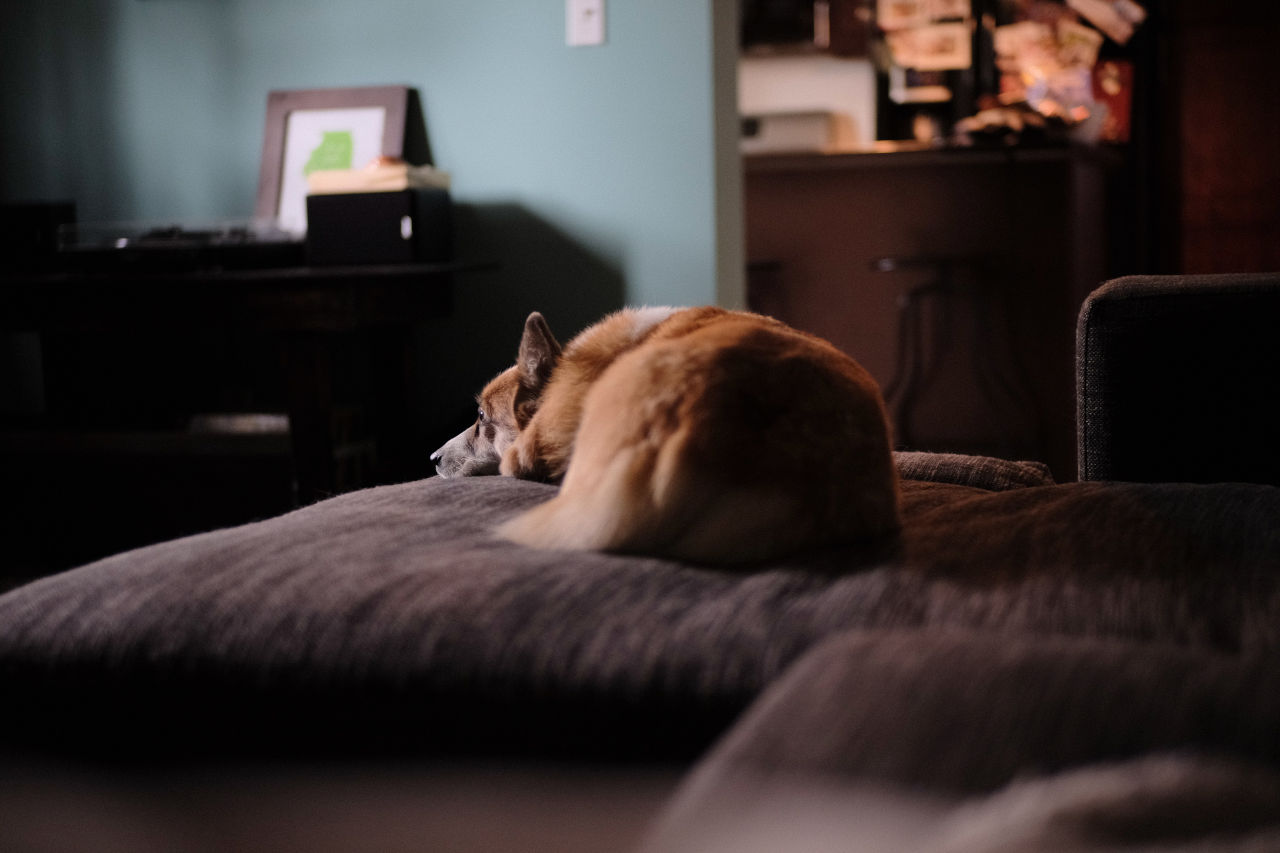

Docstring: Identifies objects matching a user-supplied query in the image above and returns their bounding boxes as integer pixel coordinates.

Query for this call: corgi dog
[430,306,900,563]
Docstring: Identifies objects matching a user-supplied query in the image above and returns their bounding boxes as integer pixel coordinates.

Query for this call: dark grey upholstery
[648,631,1280,851]
[676,630,1280,794]
[893,450,1053,490]
[2,466,1277,766]
[1077,272,1280,485]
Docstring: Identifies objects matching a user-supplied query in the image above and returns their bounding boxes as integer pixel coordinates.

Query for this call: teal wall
[1,0,743,438]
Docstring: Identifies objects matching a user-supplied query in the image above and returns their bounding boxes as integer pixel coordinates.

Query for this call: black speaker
[305,188,452,266]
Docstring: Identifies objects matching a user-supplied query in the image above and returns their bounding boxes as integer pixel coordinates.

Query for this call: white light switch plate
[567,0,605,46]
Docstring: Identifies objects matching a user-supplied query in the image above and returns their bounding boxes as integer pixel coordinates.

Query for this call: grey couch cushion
[676,630,1280,794]
[1,468,1277,763]
[649,631,1280,851]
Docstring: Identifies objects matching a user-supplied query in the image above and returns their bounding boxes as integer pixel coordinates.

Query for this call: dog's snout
[431,424,501,478]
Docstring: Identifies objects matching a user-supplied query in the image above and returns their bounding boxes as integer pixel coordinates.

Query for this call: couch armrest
[1076,272,1280,484]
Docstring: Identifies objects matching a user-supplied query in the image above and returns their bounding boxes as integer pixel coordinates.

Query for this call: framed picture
[255,86,410,235]
[886,22,972,71]
[876,0,929,31]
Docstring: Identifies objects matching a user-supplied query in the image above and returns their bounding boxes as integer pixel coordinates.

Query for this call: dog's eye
[477,407,487,424]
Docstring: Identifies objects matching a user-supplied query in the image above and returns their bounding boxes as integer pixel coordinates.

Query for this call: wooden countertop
[744,143,1121,174]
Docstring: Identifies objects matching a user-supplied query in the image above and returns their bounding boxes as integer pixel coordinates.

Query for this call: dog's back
[497,308,900,563]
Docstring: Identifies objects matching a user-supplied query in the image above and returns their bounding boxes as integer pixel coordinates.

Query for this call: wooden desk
[3,261,471,506]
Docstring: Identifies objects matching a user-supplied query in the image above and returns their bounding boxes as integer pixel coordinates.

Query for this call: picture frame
[255,86,410,235]
[886,22,972,71]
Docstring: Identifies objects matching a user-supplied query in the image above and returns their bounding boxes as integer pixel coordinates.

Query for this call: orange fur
[433,307,901,564]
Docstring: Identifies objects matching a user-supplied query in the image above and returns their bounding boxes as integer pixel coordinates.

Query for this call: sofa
[2,273,1278,851]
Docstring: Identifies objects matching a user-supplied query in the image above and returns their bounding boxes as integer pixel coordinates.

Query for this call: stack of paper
[307,160,451,195]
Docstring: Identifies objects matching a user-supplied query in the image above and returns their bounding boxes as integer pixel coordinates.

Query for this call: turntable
[57,219,305,273]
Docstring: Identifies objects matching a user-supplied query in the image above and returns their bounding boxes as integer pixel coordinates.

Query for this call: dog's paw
[500,441,563,483]
[500,441,536,479]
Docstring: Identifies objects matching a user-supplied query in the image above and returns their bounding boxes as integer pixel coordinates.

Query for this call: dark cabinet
[745,146,1112,480]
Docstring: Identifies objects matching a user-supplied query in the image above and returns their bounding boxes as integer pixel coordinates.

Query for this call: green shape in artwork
[303,130,354,175]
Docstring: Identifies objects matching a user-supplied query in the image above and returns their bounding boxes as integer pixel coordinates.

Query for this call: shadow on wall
[0,2,134,217]
[411,202,626,453]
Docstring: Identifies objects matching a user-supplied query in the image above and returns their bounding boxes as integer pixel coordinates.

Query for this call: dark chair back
[1077,273,1280,485]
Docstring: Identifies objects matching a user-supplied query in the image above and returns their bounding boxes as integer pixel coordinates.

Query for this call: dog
[430,306,900,563]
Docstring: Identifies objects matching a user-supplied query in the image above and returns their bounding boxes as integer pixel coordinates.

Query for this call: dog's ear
[514,312,562,426]
[517,312,562,390]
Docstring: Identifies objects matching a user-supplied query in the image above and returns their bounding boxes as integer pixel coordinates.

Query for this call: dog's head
[430,311,561,478]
